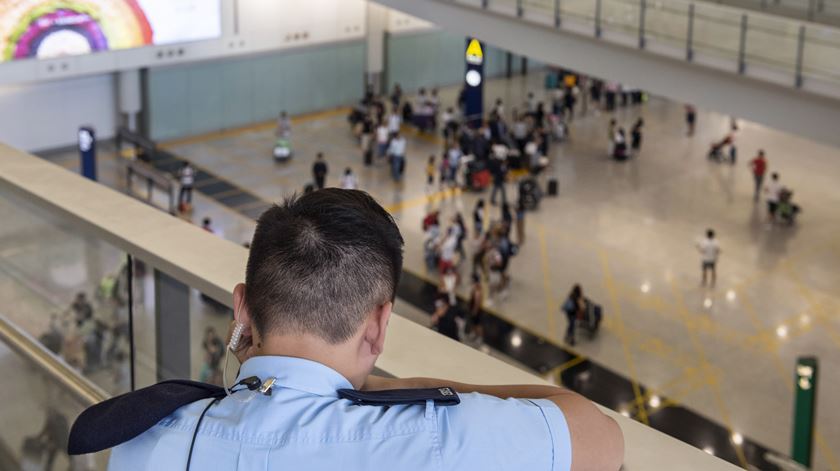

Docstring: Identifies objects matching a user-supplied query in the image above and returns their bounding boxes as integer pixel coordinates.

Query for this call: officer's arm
[364,376,624,471]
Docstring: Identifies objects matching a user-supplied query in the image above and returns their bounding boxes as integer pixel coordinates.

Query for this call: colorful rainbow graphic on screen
[1,0,152,61]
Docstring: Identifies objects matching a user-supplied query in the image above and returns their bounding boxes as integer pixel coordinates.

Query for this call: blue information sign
[79,126,97,181]
[464,38,484,128]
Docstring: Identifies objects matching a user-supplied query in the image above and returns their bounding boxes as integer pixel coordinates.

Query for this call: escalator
[0,314,110,470]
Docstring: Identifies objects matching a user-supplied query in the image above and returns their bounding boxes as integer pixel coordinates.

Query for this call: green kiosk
[791,356,818,467]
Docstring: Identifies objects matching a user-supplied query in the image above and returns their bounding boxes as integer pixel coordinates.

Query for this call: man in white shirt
[340,168,358,190]
[276,111,291,139]
[375,122,390,158]
[696,229,721,287]
[387,111,401,135]
[387,132,407,182]
[438,226,459,274]
[177,163,195,212]
[764,172,782,221]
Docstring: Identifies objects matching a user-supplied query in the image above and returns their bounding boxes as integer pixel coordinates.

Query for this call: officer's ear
[232,283,253,334]
[366,302,392,356]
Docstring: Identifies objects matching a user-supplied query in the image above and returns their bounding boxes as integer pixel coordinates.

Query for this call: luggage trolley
[273,138,293,162]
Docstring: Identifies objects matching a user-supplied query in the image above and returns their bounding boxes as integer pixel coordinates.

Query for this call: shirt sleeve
[434,393,572,471]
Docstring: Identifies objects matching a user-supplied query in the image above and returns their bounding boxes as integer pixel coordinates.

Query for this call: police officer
[70,189,623,470]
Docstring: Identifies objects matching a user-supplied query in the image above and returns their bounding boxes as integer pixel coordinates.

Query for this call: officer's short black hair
[246,189,404,344]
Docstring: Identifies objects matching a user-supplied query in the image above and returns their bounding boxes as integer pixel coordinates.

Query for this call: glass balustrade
[0,183,236,399]
[459,0,840,92]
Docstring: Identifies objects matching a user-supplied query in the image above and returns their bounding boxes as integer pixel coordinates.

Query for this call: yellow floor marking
[631,369,706,416]
[599,249,649,425]
[613,281,768,355]
[670,280,749,468]
[139,103,840,463]
[537,224,558,340]
[740,295,839,470]
[400,265,591,359]
[778,262,840,470]
[617,323,697,371]
[407,126,444,146]
[555,355,586,374]
[159,107,351,149]
[784,260,840,350]
[383,187,461,214]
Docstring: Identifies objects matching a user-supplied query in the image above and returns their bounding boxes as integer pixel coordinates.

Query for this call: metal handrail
[0,314,109,407]
[469,0,840,90]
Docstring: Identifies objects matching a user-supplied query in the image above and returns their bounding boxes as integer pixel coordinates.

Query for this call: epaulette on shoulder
[338,387,460,406]
[68,380,225,455]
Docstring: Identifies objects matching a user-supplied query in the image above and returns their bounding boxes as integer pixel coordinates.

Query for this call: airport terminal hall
[2,0,840,470]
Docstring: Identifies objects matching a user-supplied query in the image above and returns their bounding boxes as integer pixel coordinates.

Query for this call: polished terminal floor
[25,71,840,470]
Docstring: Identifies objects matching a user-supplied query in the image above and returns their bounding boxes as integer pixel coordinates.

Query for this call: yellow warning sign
[466,39,483,65]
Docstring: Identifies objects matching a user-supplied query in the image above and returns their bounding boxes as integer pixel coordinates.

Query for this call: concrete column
[117,69,142,132]
[366,2,390,94]
[154,269,191,381]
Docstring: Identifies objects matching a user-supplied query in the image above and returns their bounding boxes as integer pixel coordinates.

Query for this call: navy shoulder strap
[68,380,225,455]
[338,387,460,406]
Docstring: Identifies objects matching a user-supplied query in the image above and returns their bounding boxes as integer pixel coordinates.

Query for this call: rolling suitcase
[547,178,559,196]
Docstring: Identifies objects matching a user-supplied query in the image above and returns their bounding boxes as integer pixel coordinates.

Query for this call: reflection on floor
[35,71,840,470]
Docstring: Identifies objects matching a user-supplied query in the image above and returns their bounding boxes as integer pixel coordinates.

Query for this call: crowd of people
[749,151,800,225]
[38,267,131,387]
[336,71,637,346]
[165,67,806,352]
[607,117,644,160]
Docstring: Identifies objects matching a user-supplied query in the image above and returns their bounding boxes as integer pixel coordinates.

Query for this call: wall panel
[0,74,118,152]
[148,41,365,141]
[386,31,514,93]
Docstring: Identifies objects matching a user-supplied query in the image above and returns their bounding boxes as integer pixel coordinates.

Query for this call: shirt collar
[235,355,353,397]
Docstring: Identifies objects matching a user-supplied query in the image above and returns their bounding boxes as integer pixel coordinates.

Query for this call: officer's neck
[253,331,370,390]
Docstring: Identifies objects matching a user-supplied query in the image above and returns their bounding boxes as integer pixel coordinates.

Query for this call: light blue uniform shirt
[109,356,572,470]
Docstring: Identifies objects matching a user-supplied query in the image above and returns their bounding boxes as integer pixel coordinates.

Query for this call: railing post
[517,0,523,17]
[738,14,748,74]
[126,254,135,391]
[795,24,806,88]
[481,0,488,9]
[639,0,647,49]
[555,0,561,27]
[595,0,602,38]
[687,3,695,61]
[154,269,191,381]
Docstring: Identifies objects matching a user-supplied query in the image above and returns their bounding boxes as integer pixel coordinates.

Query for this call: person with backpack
[764,172,783,221]
[563,284,586,346]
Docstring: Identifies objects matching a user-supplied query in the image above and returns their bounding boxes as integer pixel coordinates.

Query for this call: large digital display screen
[0,0,221,62]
